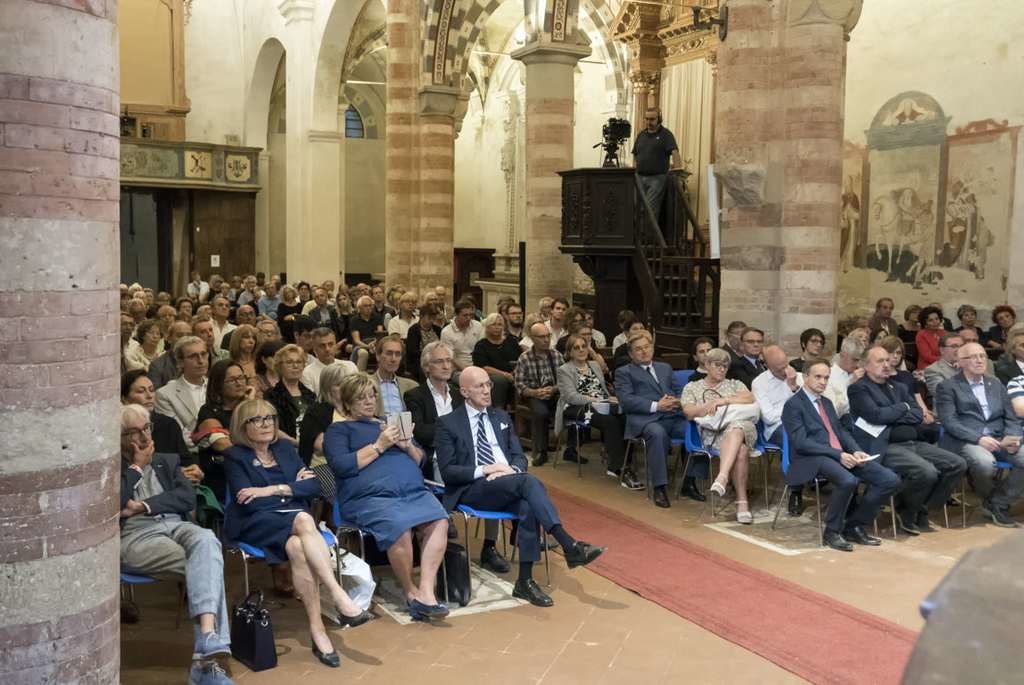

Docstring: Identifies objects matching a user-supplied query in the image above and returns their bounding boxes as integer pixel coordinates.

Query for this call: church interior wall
[838,0,1024,324]
[345,137,387,276]
[120,0,175,108]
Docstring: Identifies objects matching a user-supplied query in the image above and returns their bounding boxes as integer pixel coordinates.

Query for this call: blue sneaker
[193,632,231,659]
[188,660,235,685]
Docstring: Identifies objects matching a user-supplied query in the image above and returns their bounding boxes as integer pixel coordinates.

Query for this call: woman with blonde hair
[264,344,315,446]
[228,323,258,383]
[225,399,369,668]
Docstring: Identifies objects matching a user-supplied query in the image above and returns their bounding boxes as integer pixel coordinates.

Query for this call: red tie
[816,398,841,450]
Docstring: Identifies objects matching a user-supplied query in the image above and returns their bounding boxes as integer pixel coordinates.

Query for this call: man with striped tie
[435,366,606,607]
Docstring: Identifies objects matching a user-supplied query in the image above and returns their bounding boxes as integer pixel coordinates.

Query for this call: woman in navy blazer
[225,399,369,668]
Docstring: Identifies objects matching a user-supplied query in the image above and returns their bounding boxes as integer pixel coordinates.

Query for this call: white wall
[184,0,246,144]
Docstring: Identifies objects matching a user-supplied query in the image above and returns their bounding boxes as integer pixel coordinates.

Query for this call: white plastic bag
[320,524,376,620]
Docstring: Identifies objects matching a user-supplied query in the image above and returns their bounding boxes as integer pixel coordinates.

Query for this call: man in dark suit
[405,342,509,573]
[781,359,901,551]
[119,404,232,668]
[721,320,746,364]
[727,326,766,390]
[615,330,707,507]
[435,367,605,607]
[935,342,1024,527]
[848,346,965,534]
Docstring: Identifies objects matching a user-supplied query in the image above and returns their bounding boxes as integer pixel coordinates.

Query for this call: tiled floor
[120,446,1018,684]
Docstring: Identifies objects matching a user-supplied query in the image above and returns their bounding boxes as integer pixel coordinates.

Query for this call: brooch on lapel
[252,458,262,467]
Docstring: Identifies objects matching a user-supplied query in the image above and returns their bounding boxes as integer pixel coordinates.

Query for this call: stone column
[511,41,592,306]
[715,0,861,352]
[415,85,460,297]
[0,1,121,682]
[255,150,272,276]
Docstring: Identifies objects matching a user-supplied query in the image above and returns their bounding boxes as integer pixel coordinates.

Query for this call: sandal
[735,501,753,525]
[709,479,727,497]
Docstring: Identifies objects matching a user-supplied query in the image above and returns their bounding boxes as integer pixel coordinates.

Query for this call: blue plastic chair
[768,428,825,546]
[120,571,185,627]
[331,498,368,578]
[455,504,550,603]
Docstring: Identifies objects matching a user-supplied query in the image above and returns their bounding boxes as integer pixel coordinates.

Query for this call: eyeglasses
[958,353,988,362]
[224,375,247,385]
[742,338,764,345]
[121,423,152,440]
[244,415,276,428]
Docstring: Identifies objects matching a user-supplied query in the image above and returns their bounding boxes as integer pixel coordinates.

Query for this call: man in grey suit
[155,336,209,452]
[935,342,1024,527]
[922,333,962,398]
[615,330,708,507]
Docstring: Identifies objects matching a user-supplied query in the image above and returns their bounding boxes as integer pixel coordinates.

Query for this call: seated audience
[988,305,1016,349]
[727,326,766,389]
[868,297,898,337]
[612,319,647,373]
[333,291,353,342]
[473,313,519,408]
[915,305,946,370]
[253,339,285,399]
[435,366,605,607]
[371,284,396,320]
[958,327,995,376]
[720,320,747,363]
[219,304,256,351]
[297,363,357,506]
[404,342,510,571]
[406,303,443,381]
[119,404,232,679]
[936,342,1024,527]
[186,270,211,303]
[790,328,826,372]
[192,315,230,366]
[225,399,369,669]
[387,291,419,338]
[302,327,357,397]
[753,345,804,515]
[155,305,178,339]
[121,369,195,481]
[848,346,965,534]
[349,295,386,371]
[292,315,317,357]
[257,281,280,320]
[234,275,260,309]
[264,344,316,447]
[878,336,935,429]
[682,348,759,524]
[324,374,450,622]
[304,287,342,337]
[209,296,236,350]
[820,336,866,423]
[781,359,901,551]
[149,321,193,389]
[898,304,922,367]
[688,336,715,382]
[994,326,1024,386]
[923,333,963,398]
[124,319,164,371]
[504,301,525,339]
[582,310,607,348]
[557,333,632,479]
[537,296,554,322]
[514,322,564,467]
[441,298,483,371]
[195,359,253,500]
[955,304,990,348]
[155,336,209,452]
[370,334,418,416]
[296,281,313,304]
[276,285,304,341]
[611,310,638,351]
[615,330,707,507]
[227,323,258,383]
[1009,373,1024,419]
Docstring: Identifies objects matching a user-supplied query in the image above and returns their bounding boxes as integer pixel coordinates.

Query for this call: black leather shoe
[787,491,805,517]
[653,486,671,508]
[513,578,553,607]
[480,545,511,573]
[532,453,548,467]
[981,500,1021,528]
[823,530,854,552]
[564,541,606,569]
[312,643,340,668]
[895,511,921,536]
[843,525,881,546]
[562,450,589,465]
[620,469,644,490]
[679,479,706,502]
[337,609,371,628]
[915,510,937,533]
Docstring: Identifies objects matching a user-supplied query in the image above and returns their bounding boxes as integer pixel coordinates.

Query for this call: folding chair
[768,428,825,545]
[455,504,550,604]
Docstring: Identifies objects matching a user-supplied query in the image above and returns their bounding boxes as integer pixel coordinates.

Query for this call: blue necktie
[475,413,495,466]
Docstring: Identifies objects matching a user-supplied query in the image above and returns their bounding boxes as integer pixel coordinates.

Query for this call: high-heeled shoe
[337,609,371,628]
[709,480,727,497]
[312,642,340,668]
[735,501,753,525]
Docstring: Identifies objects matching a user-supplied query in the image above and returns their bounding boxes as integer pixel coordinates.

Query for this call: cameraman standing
[632,108,682,218]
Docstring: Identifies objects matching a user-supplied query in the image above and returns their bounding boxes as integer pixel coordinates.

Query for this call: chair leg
[541,527,551,588]
[771,484,789,530]
[761,455,770,510]
[575,426,582,479]
[241,550,251,597]
[461,513,473,604]
[961,476,967,529]
[889,496,898,540]
[678,453,693,500]
[814,481,824,547]
[620,441,633,486]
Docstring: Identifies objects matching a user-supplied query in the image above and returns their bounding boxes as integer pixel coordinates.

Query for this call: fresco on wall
[838,92,1020,321]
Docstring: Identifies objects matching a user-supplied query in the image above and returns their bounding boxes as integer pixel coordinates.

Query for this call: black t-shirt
[473,337,521,373]
[349,313,385,344]
[632,126,679,176]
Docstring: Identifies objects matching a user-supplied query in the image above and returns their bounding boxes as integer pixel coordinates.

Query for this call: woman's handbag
[230,590,277,671]
[693,389,761,442]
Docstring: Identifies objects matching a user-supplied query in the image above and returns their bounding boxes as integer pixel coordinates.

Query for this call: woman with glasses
[790,328,826,372]
[556,334,633,485]
[224,399,370,669]
[324,373,450,623]
[194,359,254,504]
[265,343,316,447]
[681,348,758,524]
[120,368,198,483]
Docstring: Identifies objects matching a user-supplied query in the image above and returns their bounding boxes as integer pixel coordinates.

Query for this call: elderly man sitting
[119,405,233,684]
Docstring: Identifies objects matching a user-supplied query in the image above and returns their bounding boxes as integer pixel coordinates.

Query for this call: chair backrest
[332,498,341,527]
[779,428,791,474]
[684,420,703,452]
[671,369,695,394]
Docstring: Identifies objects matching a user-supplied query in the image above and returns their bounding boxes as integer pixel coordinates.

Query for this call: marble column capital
[787,0,863,36]
[418,84,462,118]
[510,40,592,67]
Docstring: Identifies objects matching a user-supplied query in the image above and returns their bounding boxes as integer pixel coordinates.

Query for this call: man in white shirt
[209,296,236,350]
[302,328,356,396]
[186,270,210,303]
[753,345,804,515]
[154,337,209,450]
[824,336,866,424]
[440,299,483,371]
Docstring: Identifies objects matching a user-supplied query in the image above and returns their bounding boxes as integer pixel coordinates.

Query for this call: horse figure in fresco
[871,187,934,284]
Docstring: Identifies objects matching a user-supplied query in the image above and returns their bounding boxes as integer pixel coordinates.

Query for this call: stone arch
[312,0,377,130]
[244,37,286,147]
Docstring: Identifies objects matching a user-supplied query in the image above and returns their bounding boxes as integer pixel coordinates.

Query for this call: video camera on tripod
[593,117,631,168]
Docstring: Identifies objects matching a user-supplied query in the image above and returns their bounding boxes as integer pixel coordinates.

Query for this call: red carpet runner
[548,486,917,685]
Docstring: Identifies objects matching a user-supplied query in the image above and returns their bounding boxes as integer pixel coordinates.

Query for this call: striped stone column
[715,0,860,352]
[416,86,460,298]
[511,41,591,306]
[0,0,121,682]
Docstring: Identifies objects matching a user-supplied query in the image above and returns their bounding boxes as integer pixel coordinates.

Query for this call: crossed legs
[711,428,750,514]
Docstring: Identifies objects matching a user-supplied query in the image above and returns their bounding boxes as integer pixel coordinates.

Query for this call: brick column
[0,1,121,682]
[415,86,460,297]
[715,0,861,352]
[511,41,592,306]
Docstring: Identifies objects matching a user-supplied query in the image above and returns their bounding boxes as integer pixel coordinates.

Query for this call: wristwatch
[371,443,383,456]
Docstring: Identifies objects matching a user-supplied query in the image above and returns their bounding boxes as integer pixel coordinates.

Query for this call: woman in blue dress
[324,373,450,622]
[225,399,369,668]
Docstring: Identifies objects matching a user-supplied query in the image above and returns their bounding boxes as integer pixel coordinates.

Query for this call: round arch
[312,0,381,131]
[244,37,286,147]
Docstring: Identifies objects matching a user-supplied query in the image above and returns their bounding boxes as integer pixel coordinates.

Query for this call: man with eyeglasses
[728,327,767,390]
[119,404,234,684]
[923,333,964,398]
[370,334,418,417]
[936,342,1024,527]
[155,336,210,453]
[514,322,564,466]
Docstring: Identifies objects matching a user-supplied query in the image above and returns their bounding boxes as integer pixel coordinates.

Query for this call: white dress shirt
[302,357,358,396]
[751,369,799,438]
[824,363,852,417]
[466,404,514,479]
[441,319,483,368]
[428,381,453,418]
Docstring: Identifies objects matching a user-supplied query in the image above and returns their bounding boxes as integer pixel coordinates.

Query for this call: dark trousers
[883,441,966,516]
[564,405,627,472]
[814,458,901,533]
[528,397,558,456]
[458,473,560,563]
[641,414,709,487]
[488,373,512,409]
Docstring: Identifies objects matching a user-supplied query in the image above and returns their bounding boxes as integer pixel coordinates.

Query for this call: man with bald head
[936,342,1023,527]
[849,346,965,534]
[435,366,605,607]
[752,345,804,515]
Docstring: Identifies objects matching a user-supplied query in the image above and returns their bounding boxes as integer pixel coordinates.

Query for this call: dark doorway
[120,188,173,290]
